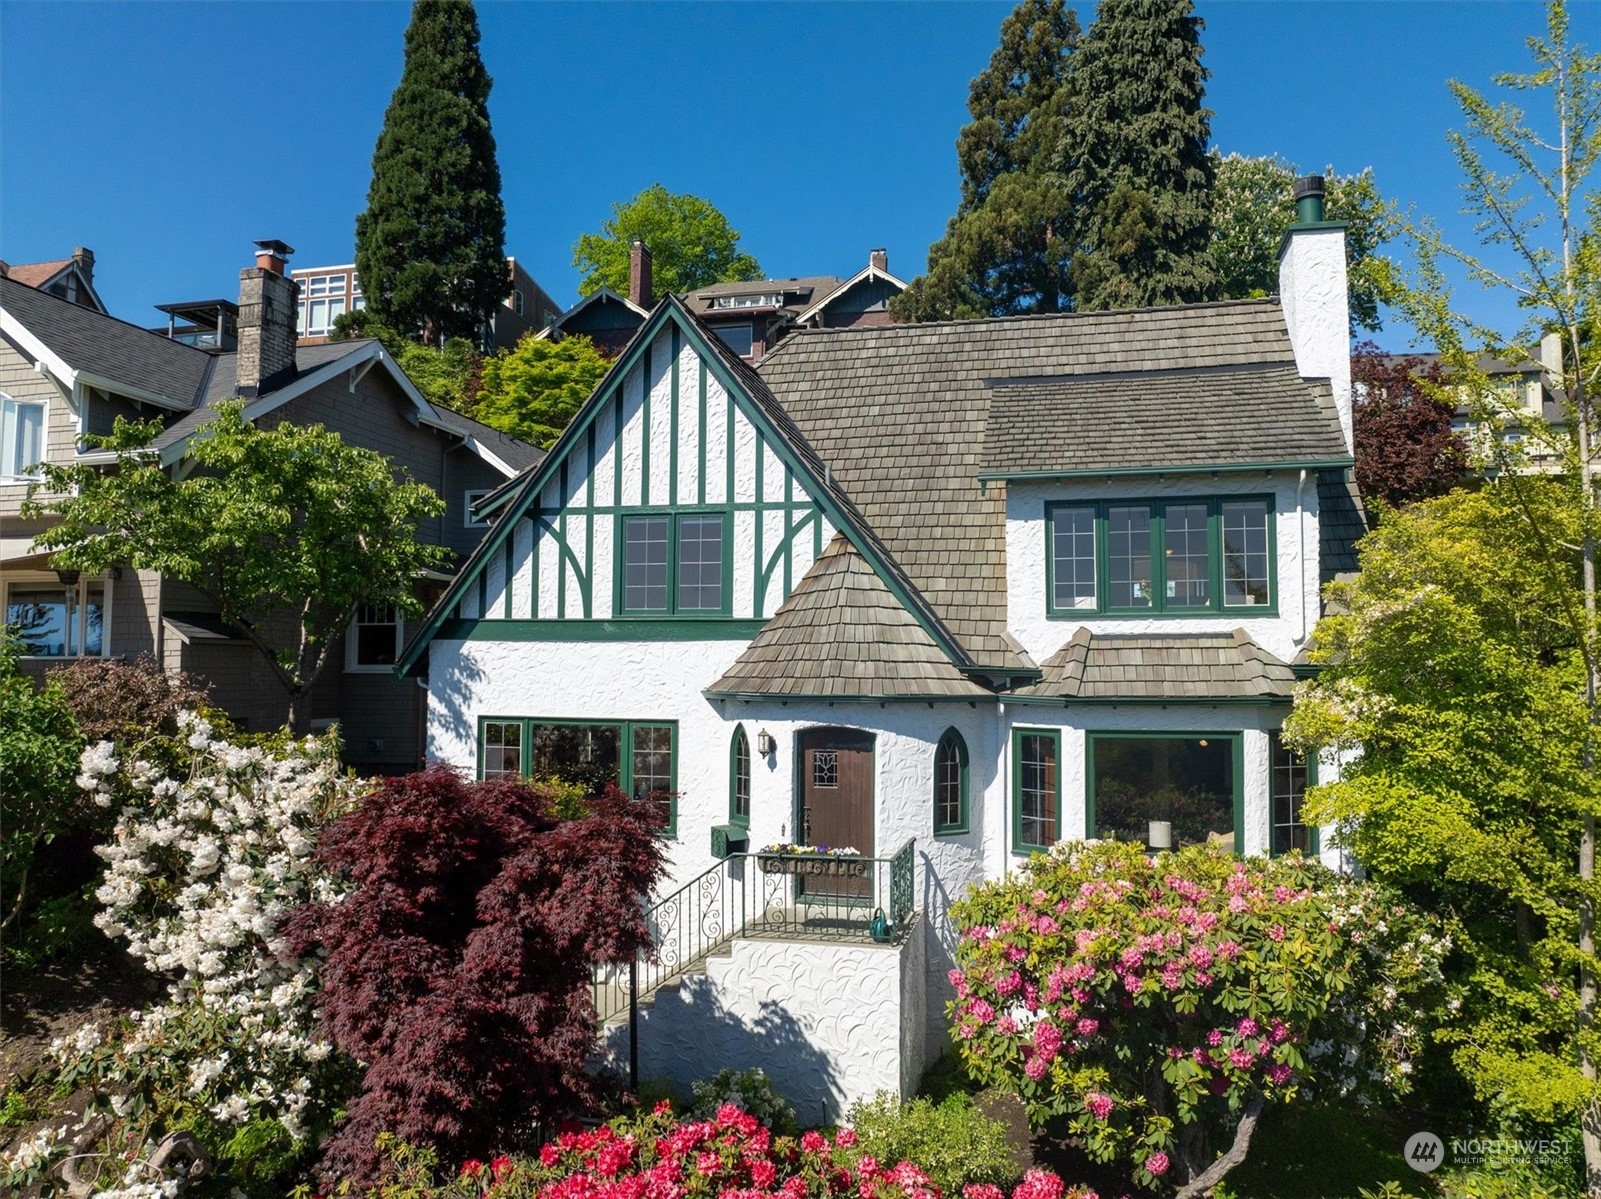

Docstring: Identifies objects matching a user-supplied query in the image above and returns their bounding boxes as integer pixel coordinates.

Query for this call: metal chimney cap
[1293,175,1326,202]
[253,238,295,257]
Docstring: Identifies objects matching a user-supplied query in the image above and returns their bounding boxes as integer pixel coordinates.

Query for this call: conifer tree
[355,0,507,345]
[891,0,1079,320]
[1064,0,1217,311]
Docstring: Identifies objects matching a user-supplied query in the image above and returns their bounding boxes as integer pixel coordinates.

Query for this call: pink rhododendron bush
[948,841,1446,1196]
[438,1102,1096,1199]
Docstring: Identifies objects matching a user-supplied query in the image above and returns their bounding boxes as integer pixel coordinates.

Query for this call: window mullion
[1151,506,1166,614]
[1095,505,1108,612]
[1209,501,1223,613]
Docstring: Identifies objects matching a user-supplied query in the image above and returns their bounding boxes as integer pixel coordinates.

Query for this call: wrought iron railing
[593,839,916,1027]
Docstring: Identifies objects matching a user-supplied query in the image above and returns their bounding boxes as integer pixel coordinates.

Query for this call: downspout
[999,699,1012,878]
[1295,469,1310,647]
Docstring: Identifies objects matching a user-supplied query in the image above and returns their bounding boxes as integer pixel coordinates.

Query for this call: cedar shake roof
[1015,628,1297,701]
[6,259,73,287]
[1,274,214,407]
[980,364,1349,477]
[707,535,993,699]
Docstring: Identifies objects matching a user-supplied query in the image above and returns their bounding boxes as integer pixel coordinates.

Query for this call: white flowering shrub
[18,712,360,1197]
[688,1067,797,1134]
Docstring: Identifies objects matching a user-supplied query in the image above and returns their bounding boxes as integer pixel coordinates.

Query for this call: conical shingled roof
[707,534,992,700]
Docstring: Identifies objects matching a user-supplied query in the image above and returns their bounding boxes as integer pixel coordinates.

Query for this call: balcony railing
[593,839,915,1027]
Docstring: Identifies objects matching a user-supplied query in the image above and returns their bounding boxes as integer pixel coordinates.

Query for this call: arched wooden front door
[797,727,875,899]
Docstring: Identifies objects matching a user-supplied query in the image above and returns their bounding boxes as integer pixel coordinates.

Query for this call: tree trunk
[1174,1093,1265,1199]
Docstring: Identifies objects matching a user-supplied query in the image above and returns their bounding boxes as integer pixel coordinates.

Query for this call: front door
[798,727,875,900]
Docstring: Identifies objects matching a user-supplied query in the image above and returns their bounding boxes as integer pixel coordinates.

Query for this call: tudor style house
[400,184,1363,1119]
[0,241,540,774]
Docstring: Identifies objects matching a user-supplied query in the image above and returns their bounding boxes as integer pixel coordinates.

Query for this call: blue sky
[2,2,1590,348]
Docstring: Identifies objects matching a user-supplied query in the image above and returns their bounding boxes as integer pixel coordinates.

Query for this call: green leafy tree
[1285,484,1592,1140]
[892,0,1080,321]
[475,334,610,448]
[1352,2,1601,1180]
[24,405,448,733]
[573,184,761,299]
[355,0,507,344]
[1211,153,1399,332]
[0,636,82,938]
[1063,0,1216,311]
[332,311,483,414]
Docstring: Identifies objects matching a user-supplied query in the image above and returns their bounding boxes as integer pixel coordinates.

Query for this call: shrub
[689,1067,797,1134]
[284,768,669,1188]
[49,653,212,749]
[949,841,1445,1194]
[844,1093,1020,1194]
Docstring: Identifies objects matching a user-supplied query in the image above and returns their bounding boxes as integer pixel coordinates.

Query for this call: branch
[0,863,30,935]
[1174,1093,1266,1199]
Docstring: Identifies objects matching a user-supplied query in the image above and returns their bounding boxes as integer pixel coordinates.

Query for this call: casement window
[1088,733,1241,853]
[477,717,678,834]
[730,724,751,827]
[1270,732,1318,855]
[619,513,729,615]
[1046,498,1275,615]
[346,603,402,671]
[4,577,107,657]
[933,727,969,835]
[1,395,45,480]
[1012,728,1060,852]
[713,323,756,357]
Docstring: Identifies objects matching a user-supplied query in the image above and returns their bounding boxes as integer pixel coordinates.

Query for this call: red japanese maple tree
[285,768,666,1186]
[1351,342,1469,514]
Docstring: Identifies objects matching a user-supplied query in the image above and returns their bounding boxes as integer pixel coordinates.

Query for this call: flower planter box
[757,854,869,878]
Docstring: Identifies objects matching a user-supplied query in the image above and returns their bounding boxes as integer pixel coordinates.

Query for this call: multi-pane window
[934,728,968,835]
[478,718,678,833]
[812,750,839,788]
[348,603,401,670]
[730,725,751,826]
[5,579,106,658]
[1,395,45,479]
[1047,498,1274,615]
[298,274,349,336]
[620,513,727,615]
[1270,732,1315,855]
[1014,730,1059,851]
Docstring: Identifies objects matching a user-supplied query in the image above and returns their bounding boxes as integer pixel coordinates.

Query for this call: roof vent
[1293,175,1326,225]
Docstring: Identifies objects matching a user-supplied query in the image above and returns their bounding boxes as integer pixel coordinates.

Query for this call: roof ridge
[0,274,212,361]
[774,296,1284,341]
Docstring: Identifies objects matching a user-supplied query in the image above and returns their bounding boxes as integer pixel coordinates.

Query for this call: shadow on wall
[640,976,845,1126]
[921,852,962,1047]
[425,647,488,764]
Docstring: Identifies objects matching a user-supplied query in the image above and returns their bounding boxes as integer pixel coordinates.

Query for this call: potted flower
[755,843,867,876]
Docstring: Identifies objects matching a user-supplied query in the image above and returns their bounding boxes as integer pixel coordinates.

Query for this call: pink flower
[997,1016,1018,1036]
[1274,886,1296,903]
[1188,945,1213,969]
[1229,1048,1255,1069]
[1268,924,1286,942]
[751,1160,778,1188]
[800,1130,827,1153]
[1084,1091,1114,1120]
[1237,1018,1260,1037]
[835,1128,857,1148]
[1194,970,1214,987]
[965,1186,1005,1199]
[968,999,995,1024]
[1270,1019,1289,1043]
[857,1156,880,1178]
[998,970,1023,996]
[1013,1168,1066,1199]
[1228,895,1248,913]
[1145,1152,1170,1178]
[1207,1029,1224,1047]
[1076,1017,1099,1037]
[1215,940,1241,960]
[695,1150,721,1173]
[1267,1063,1294,1085]
[1025,1054,1050,1080]
[1034,1021,1064,1061]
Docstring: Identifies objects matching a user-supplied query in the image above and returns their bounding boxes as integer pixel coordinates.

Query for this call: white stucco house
[397,183,1364,1122]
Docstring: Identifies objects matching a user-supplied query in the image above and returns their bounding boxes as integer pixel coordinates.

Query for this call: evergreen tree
[1063,0,1217,311]
[891,0,1079,321]
[355,0,507,345]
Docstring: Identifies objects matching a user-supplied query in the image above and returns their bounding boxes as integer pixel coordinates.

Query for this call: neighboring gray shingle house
[0,240,541,773]
[397,183,1362,1120]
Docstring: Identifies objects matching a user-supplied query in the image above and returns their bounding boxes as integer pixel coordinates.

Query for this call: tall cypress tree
[1064,0,1217,311]
[891,0,1080,320]
[355,0,507,345]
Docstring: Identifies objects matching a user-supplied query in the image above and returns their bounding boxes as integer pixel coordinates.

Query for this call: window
[1270,732,1317,855]
[1,395,45,479]
[619,513,728,615]
[347,604,401,671]
[714,323,755,357]
[511,289,525,315]
[464,488,491,528]
[477,718,678,834]
[5,578,106,657]
[1047,498,1274,615]
[1012,728,1059,852]
[1089,734,1239,852]
[297,274,349,336]
[934,728,969,835]
[351,273,366,312]
[730,725,751,826]
[712,293,782,310]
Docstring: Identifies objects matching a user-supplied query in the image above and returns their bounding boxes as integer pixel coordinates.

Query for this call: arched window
[933,728,968,835]
[730,724,751,827]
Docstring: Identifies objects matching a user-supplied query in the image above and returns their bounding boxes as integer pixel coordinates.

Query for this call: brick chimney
[869,248,888,273]
[629,239,653,308]
[1277,176,1352,453]
[71,247,95,285]
[237,239,299,398]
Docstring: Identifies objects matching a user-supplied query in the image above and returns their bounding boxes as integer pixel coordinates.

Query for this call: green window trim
[730,723,751,828]
[1084,731,1244,855]
[1269,730,1320,857]
[1045,496,1278,618]
[614,508,734,617]
[475,715,679,837]
[1011,727,1061,854]
[933,727,970,836]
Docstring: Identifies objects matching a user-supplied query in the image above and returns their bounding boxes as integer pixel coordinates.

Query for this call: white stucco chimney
[1277,175,1353,453]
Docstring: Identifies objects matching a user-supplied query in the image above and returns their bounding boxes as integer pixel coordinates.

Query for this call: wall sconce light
[756,729,776,757]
